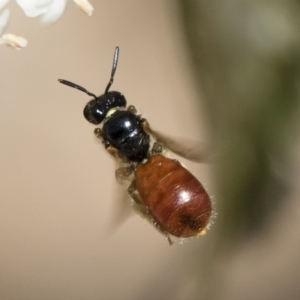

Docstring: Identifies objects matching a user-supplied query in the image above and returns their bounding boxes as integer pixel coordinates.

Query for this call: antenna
[104,46,119,94]
[58,46,120,98]
[58,79,97,100]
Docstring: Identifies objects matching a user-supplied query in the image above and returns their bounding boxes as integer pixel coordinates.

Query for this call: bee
[58,47,212,242]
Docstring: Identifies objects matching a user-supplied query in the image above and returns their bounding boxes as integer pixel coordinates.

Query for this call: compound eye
[83,100,105,124]
[106,91,127,108]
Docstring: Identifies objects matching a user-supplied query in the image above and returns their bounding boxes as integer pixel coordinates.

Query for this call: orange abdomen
[135,155,212,238]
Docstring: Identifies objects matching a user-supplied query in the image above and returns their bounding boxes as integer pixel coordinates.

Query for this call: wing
[150,128,214,163]
[105,160,136,235]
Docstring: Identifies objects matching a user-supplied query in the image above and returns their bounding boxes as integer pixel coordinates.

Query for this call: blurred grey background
[0,1,300,299]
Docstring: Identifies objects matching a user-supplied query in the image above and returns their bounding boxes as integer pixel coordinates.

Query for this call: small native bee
[58,47,212,242]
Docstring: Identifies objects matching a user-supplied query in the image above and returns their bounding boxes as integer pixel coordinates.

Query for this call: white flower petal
[73,0,93,16]
[0,8,9,35]
[39,0,67,25]
[16,0,53,17]
[0,33,28,49]
[0,0,9,11]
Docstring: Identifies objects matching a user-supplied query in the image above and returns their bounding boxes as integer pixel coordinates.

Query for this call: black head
[83,91,126,124]
[58,46,126,125]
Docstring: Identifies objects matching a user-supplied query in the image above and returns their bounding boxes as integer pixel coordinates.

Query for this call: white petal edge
[39,0,67,25]
[16,0,53,17]
[0,0,9,11]
[0,8,9,35]
[73,0,94,16]
[0,33,28,49]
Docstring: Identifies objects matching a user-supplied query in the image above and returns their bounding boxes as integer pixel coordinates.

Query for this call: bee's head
[58,46,125,125]
[83,91,126,124]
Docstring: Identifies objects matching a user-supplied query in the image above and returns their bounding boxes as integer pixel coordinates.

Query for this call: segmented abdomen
[135,155,212,237]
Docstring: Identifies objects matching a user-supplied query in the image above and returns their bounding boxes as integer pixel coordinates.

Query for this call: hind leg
[115,165,135,185]
[127,180,173,245]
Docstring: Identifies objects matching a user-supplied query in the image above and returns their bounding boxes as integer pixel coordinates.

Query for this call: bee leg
[105,145,119,158]
[151,223,174,245]
[128,180,174,245]
[167,235,173,245]
[140,120,165,155]
[151,142,164,155]
[127,105,138,114]
[128,180,148,210]
[140,118,152,134]
[127,105,144,120]
[94,128,120,158]
[94,128,103,139]
[115,165,134,185]
[128,180,142,204]
[127,179,136,193]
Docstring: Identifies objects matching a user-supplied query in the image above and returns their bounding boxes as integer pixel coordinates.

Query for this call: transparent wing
[150,128,214,163]
[105,160,135,235]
